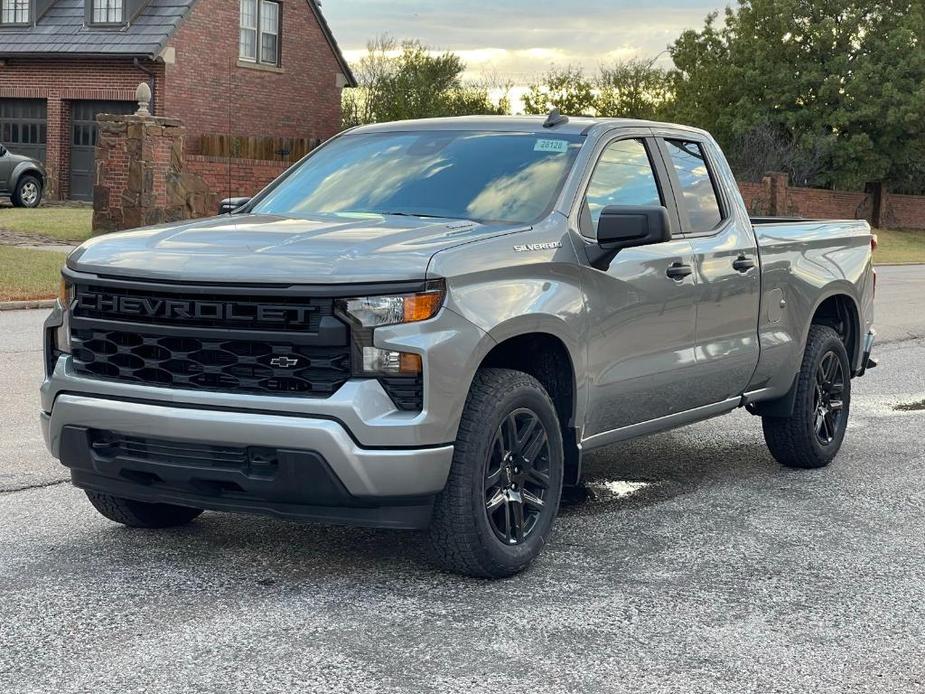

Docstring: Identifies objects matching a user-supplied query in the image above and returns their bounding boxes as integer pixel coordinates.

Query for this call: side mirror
[0,145,7,157]
[218,197,251,215]
[588,205,671,270]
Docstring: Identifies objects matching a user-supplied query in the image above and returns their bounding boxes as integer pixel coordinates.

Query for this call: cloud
[323,1,726,80]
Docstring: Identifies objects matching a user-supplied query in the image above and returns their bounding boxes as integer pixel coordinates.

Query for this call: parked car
[41,114,876,577]
[0,144,45,207]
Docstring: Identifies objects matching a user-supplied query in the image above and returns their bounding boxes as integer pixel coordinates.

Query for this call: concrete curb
[0,299,55,311]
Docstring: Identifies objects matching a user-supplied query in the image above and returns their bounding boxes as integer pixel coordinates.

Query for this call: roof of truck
[351,115,708,138]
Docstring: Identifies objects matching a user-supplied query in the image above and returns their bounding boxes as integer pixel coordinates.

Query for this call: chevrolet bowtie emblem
[270,356,299,368]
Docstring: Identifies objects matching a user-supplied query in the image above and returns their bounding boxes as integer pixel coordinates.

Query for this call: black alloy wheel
[484,408,551,545]
[813,351,846,446]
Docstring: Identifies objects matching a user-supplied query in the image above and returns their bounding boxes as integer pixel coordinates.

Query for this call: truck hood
[68,213,525,284]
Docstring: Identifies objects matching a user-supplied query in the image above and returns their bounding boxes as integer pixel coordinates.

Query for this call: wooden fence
[198,134,321,162]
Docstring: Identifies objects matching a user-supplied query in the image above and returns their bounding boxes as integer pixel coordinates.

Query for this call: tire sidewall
[15,176,42,208]
[803,330,852,459]
[465,382,564,572]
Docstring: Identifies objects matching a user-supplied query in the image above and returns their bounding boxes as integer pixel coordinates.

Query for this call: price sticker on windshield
[534,139,570,153]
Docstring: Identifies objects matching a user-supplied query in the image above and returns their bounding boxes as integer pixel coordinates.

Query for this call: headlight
[55,276,73,355]
[341,281,445,328]
[337,281,444,378]
[57,276,73,309]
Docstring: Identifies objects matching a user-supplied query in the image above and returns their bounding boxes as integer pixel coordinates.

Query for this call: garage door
[0,99,47,163]
[69,100,136,201]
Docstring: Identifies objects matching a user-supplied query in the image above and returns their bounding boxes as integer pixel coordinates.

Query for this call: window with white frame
[91,0,123,24]
[0,0,30,25]
[240,0,281,66]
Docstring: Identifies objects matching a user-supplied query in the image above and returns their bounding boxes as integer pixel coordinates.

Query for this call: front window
[240,0,281,66]
[252,131,584,225]
[0,0,30,25]
[91,0,123,24]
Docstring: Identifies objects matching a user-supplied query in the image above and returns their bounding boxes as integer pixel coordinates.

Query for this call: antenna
[543,108,569,128]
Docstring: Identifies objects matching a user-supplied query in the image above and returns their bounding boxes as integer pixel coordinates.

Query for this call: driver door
[576,134,701,438]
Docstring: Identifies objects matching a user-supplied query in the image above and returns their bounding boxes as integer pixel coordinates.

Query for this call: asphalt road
[1,267,924,693]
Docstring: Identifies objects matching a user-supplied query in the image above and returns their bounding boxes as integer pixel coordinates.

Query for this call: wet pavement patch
[893,398,925,411]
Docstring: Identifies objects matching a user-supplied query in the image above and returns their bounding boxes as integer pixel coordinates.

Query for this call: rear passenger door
[656,135,761,405]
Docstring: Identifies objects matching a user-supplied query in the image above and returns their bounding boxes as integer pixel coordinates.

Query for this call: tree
[668,1,925,191]
[596,58,674,120]
[341,37,506,128]
[522,66,595,116]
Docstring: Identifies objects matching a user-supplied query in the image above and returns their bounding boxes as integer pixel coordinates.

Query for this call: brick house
[0,0,355,200]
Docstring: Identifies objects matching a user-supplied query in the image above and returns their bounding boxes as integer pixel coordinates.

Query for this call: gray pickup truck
[0,143,45,207]
[41,114,876,577]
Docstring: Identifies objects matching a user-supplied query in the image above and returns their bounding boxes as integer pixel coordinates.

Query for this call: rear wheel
[11,175,42,208]
[428,368,564,578]
[762,325,851,469]
[85,491,204,528]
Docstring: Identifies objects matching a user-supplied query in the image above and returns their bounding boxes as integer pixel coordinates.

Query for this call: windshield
[251,130,584,225]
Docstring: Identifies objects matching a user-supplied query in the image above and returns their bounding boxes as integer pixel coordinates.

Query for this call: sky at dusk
[320,0,733,82]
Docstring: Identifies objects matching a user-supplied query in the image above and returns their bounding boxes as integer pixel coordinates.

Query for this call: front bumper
[42,394,454,529]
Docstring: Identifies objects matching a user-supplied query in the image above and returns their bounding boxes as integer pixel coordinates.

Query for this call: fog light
[362,347,422,375]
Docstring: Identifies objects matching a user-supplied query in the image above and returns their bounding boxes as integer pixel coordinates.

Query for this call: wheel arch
[807,289,862,372]
[476,326,584,485]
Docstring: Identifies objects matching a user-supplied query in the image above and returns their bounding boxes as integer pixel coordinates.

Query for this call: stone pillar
[764,171,789,216]
[92,113,218,234]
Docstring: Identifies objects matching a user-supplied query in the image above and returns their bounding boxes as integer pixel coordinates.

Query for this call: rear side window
[665,139,722,233]
[584,139,662,229]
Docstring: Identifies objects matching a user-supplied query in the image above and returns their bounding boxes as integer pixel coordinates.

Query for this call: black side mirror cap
[588,205,671,270]
[218,197,251,215]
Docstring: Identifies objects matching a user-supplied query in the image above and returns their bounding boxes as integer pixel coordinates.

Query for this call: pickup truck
[41,114,876,577]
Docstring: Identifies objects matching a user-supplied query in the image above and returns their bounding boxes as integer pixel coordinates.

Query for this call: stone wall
[92,114,215,234]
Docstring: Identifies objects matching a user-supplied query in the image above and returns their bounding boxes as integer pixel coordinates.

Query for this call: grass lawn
[0,246,67,302]
[0,206,93,243]
[873,228,925,265]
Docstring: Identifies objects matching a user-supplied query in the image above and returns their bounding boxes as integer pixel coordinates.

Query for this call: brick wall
[185,155,289,200]
[164,0,345,153]
[882,193,925,230]
[0,58,164,199]
[736,173,925,229]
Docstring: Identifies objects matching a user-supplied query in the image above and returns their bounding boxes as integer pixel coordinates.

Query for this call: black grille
[90,431,260,472]
[71,328,351,396]
[380,377,424,411]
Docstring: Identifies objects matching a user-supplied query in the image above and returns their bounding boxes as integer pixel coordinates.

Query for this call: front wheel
[85,491,204,528]
[428,368,564,578]
[762,325,851,469]
[11,175,42,208]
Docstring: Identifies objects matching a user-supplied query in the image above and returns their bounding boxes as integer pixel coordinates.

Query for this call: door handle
[733,256,756,272]
[666,262,693,280]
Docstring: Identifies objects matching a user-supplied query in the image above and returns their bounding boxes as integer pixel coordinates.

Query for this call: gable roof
[0,0,357,86]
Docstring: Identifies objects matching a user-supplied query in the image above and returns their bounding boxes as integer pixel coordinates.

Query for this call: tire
[11,175,42,208]
[85,491,204,528]
[762,325,851,469]
[428,368,564,578]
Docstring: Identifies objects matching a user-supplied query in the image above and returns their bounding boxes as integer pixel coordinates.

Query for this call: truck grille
[69,281,353,397]
[71,328,351,395]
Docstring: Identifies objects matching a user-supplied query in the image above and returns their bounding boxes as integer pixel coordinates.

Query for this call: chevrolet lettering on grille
[76,291,317,325]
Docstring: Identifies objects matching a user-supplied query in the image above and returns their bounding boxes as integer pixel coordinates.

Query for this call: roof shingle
[0,0,197,58]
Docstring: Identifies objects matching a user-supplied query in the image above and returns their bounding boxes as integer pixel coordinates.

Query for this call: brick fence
[185,155,288,201]
[739,172,925,229]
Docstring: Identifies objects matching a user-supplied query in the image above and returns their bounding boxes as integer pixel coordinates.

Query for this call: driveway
[1,267,923,692]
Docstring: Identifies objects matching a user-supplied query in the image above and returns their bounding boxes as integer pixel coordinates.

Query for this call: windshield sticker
[534,139,569,153]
